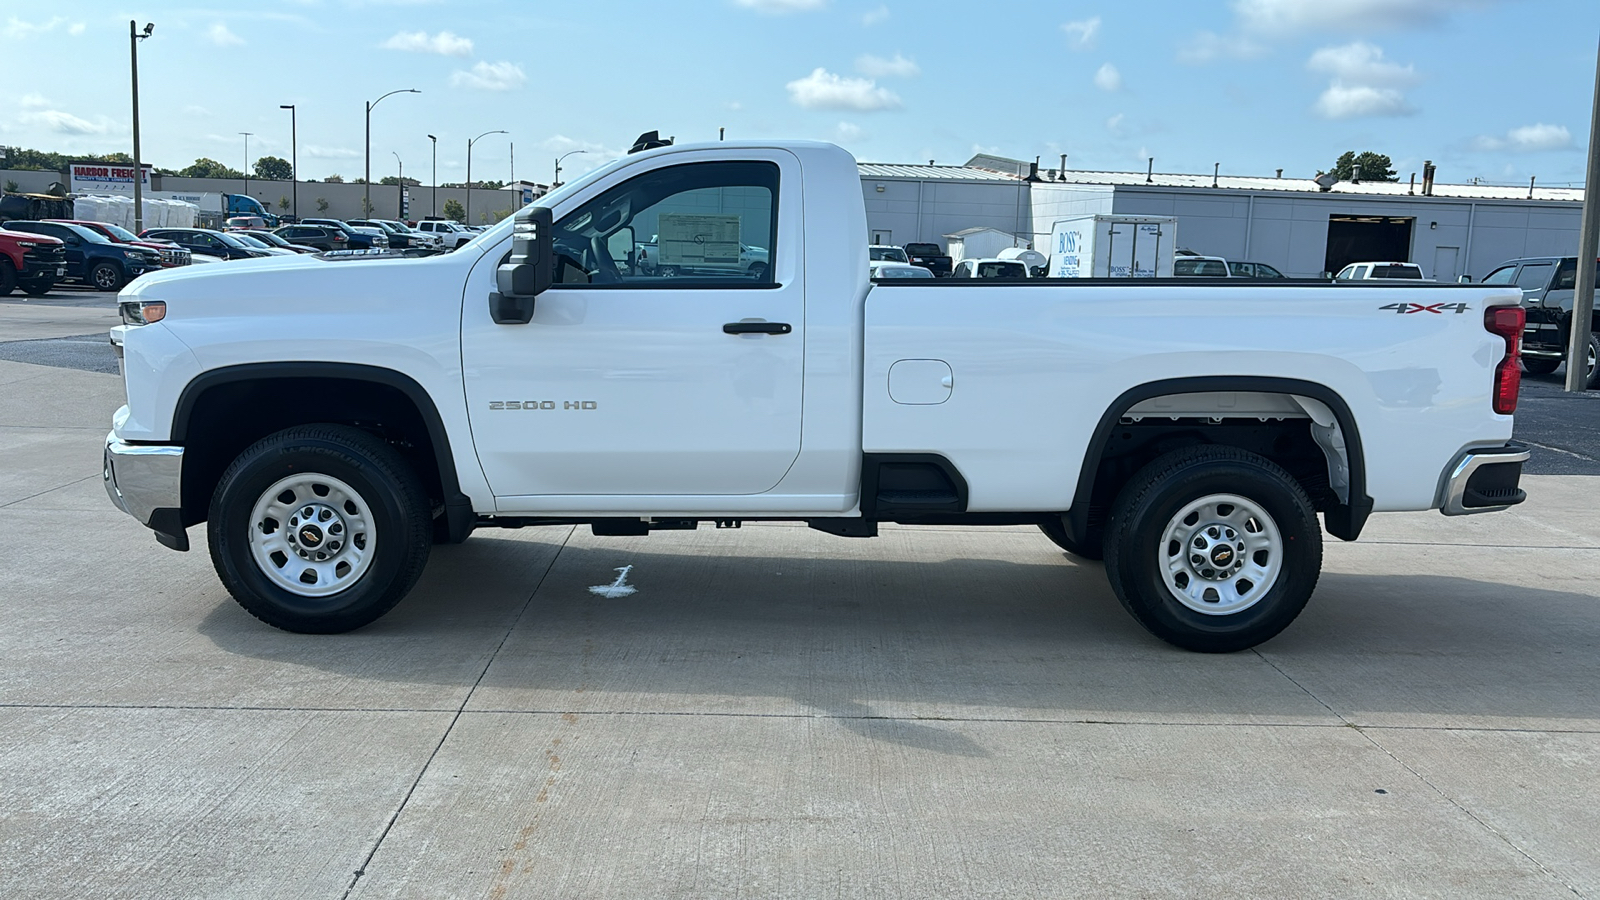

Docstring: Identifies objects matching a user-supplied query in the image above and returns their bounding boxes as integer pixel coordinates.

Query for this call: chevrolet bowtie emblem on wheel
[300,528,322,547]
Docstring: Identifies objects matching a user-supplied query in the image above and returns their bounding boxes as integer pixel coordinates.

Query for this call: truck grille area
[23,245,66,268]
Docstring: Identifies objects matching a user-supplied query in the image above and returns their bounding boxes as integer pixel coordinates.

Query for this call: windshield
[214,232,251,248]
[231,234,269,248]
[102,224,142,242]
[869,246,909,262]
[976,261,1025,278]
[1175,259,1228,276]
[875,265,932,279]
[905,243,941,256]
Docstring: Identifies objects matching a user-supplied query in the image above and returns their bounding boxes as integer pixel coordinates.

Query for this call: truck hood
[0,228,64,246]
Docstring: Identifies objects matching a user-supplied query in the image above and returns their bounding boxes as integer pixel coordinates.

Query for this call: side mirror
[1457,275,1473,284]
[491,206,553,325]
[606,226,636,273]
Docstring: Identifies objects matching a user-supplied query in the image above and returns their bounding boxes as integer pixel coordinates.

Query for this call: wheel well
[177,376,447,527]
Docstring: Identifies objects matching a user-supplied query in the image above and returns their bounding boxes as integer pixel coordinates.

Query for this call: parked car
[415,219,474,249]
[0,226,66,296]
[950,258,1029,279]
[227,233,299,256]
[869,261,934,279]
[43,219,192,268]
[1174,256,1231,277]
[1228,261,1288,278]
[903,241,952,277]
[273,224,349,252]
[236,229,318,254]
[1483,255,1600,386]
[5,220,160,290]
[140,227,273,261]
[348,219,425,251]
[378,219,441,250]
[1334,261,1427,281]
[300,218,389,251]
[224,216,270,231]
[869,245,909,264]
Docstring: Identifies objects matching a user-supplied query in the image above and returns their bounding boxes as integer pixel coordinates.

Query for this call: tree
[324,174,345,183]
[0,146,134,172]
[4,180,17,193]
[316,197,330,212]
[361,197,372,215]
[278,196,290,211]
[378,175,421,186]
[442,198,465,221]
[178,158,244,179]
[1329,151,1397,182]
[253,156,293,181]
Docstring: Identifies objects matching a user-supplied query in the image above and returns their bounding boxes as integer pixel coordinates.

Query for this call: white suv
[415,219,474,250]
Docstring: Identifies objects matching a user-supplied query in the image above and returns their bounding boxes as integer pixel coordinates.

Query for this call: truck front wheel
[1103,446,1321,653]
[208,425,432,633]
[0,261,15,296]
[89,261,126,291]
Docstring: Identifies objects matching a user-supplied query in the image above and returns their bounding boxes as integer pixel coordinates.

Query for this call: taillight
[1484,305,1524,415]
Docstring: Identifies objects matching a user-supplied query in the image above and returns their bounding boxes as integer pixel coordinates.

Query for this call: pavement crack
[0,473,101,508]
[338,525,576,900]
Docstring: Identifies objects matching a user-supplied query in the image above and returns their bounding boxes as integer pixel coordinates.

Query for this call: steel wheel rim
[247,473,376,598]
[1159,493,1282,616]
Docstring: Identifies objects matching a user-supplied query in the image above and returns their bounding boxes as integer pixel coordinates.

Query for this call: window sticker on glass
[656,214,742,268]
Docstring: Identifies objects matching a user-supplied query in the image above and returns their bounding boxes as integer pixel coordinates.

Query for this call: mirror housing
[1457,275,1473,284]
[491,206,553,324]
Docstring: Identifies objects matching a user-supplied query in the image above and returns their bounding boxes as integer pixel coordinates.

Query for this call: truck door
[461,153,805,501]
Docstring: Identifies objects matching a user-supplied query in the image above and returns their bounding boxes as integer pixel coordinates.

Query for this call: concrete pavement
[1,353,1597,898]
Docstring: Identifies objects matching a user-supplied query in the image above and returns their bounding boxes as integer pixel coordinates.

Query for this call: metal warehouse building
[860,155,1585,280]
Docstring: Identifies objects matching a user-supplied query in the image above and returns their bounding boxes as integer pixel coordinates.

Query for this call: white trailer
[1047,215,1177,278]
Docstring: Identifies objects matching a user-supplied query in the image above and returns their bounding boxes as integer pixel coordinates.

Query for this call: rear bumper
[104,432,188,550]
[1439,442,1530,516]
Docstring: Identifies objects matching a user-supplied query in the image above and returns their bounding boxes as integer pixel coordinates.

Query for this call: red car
[0,227,67,296]
[43,219,193,268]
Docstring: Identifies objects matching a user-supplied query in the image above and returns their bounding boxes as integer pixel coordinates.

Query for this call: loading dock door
[1324,215,1414,276]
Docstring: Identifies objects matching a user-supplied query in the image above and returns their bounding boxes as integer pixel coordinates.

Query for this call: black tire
[748,262,769,281]
[0,261,15,296]
[1520,357,1560,375]
[1585,333,1600,390]
[1103,445,1322,653]
[1039,515,1104,561]
[21,279,53,297]
[208,424,432,633]
[89,261,125,292]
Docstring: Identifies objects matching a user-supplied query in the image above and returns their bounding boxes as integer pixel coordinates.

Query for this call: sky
[2,0,1597,190]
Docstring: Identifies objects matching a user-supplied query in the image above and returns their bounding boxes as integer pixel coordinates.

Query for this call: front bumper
[103,432,188,550]
[1439,442,1530,516]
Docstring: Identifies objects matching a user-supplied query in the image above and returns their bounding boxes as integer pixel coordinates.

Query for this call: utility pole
[466,129,507,225]
[280,104,297,220]
[1568,34,1600,392]
[365,88,419,219]
[130,21,154,233]
[555,149,588,188]
[427,135,437,218]
[240,132,253,201]
[392,151,403,220]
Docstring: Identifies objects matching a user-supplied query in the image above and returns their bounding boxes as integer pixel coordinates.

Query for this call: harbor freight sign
[69,162,153,194]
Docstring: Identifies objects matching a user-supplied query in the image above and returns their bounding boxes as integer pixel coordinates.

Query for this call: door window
[1513,262,1553,290]
[1481,266,1517,285]
[552,161,778,287]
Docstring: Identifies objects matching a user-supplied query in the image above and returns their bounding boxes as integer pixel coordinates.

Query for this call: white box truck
[1047,215,1177,278]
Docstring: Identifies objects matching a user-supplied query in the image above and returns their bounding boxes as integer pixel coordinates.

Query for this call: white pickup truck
[104,140,1530,652]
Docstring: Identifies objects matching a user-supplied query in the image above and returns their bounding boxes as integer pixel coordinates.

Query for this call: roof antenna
[628,131,673,154]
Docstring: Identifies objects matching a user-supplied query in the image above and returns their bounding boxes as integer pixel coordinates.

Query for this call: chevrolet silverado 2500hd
[104,140,1530,652]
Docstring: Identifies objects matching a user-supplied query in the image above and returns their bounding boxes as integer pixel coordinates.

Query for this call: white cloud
[1177,30,1266,64]
[182,105,212,117]
[856,53,919,78]
[3,16,64,39]
[1473,123,1574,152]
[1106,113,1125,136]
[1061,17,1100,50]
[21,109,113,136]
[1093,63,1122,91]
[381,30,473,56]
[862,5,889,25]
[1307,42,1417,87]
[206,23,244,47]
[733,0,826,12]
[1313,83,1414,119]
[305,145,362,160]
[68,22,85,35]
[786,68,901,111]
[20,93,49,109]
[1234,0,1483,34]
[835,121,863,142]
[449,61,528,91]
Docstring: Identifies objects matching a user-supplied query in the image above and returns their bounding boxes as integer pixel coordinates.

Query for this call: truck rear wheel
[1103,446,1321,653]
[208,425,432,633]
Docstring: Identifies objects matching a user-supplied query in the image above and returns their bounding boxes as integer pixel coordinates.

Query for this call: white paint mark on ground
[588,565,637,598]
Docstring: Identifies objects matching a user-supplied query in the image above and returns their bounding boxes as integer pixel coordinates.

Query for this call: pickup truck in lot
[104,140,1530,652]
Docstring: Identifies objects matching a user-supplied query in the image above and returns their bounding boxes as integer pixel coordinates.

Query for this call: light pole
[129,21,154,232]
[466,129,507,225]
[392,151,403,220]
[365,88,419,217]
[240,132,253,201]
[554,149,588,188]
[427,134,437,218]
[280,104,296,220]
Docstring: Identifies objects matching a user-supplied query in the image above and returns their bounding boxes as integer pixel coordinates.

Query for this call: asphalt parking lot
[3,292,1599,898]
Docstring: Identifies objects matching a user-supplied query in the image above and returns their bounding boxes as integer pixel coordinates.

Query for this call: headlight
[119,300,166,325]
[16,240,38,247]
[123,250,142,259]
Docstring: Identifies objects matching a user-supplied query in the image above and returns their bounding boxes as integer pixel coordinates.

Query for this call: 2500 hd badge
[487,400,599,410]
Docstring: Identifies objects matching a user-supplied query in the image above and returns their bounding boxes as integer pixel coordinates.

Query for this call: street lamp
[427,134,437,219]
[392,151,403,220]
[280,104,296,220]
[465,129,507,225]
[365,88,419,217]
[240,132,253,201]
[554,149,588,188]
[130,21,154,232]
